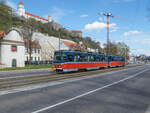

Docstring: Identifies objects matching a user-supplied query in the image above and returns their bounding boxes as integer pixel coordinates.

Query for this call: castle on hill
[17,1,52,23]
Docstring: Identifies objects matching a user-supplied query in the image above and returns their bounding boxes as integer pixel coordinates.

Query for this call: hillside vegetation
[0,1,130,56]
[0,1,100,50]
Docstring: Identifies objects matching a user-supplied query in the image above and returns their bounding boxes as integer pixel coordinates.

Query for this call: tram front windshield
[54,52,62,61]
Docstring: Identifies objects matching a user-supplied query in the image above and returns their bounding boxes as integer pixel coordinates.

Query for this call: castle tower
[18,1,25,17]
[48,15,52,22]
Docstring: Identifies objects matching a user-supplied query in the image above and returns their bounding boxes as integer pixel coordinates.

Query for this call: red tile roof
[25,12,48,21]
[19,1,24,5]
[1,39,24,43]
[62,40,77,49]
[32,41,41,49]
[71,30,82,33]
[96,41,100,45]
[63,40,87,51]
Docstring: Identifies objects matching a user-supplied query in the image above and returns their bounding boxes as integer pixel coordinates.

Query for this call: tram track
[0,64,144,91]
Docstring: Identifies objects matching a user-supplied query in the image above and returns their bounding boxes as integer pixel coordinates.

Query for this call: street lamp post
[58,32,61,51]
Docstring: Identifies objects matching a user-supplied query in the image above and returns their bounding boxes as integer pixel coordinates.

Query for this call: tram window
[87,55,91,62]
[113,57,116,61]
[79,55,86,62]
[74,55,79,62]
[112,57,115,61]
[85,56,88,62]
[89,56,94,61]
[96,56,100,61]
[102,56,105,61]
[117,57,120,61]
[122,57,125,61]
[55,56,61,61]
[105,56,108,61]
[100,55,105,62]
[68,55,74,62]
[62,53,67,62]
[63,56,67,61]
[108,56,112,62]
[54,52,61,61]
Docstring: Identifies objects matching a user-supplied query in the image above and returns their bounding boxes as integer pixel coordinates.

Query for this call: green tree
[0,1,12,31]
[117,42,130,57]
[103,42,118,55]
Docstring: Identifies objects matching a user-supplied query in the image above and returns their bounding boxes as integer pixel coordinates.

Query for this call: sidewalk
[0,68,52,78]
[0,68,51,73]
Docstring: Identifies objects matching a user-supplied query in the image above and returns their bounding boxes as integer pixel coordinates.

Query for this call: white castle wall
[32,32,74,60]
[17,2,51,23]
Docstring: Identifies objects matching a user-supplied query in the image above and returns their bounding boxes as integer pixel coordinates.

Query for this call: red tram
[53,50,127,72]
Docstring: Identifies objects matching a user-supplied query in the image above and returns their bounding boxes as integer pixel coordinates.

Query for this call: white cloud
[133,38,150,45]
[130,38,150,55]
[6,0,17,10]
[84,21,117,31]
[80,14,88,18]
[110,26,119,32]
[124,30,141,36]
[131,48,150,56]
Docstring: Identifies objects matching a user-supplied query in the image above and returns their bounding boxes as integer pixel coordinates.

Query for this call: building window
[26,48,28,53]
[35,49,36,53]
[38,49,40,54]
[12,59,17,67]
[38,57,40,61]
[27,56,28,61]
[11,45,17,52]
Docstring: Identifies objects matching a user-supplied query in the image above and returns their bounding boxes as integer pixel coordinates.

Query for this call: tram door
[12,59,17,67]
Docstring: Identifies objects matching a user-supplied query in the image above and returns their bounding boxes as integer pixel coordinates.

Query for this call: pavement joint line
[0,65,147,96]
[31,68,150,113]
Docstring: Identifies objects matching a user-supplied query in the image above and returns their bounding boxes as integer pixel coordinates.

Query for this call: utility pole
[59,32,61,51]
[98,12,113,55]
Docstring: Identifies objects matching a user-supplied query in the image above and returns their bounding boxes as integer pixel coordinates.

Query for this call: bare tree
[21,18,35,64]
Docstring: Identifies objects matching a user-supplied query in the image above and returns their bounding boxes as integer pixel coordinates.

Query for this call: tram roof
[55,50,105,55]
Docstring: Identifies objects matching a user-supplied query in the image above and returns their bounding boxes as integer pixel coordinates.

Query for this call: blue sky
[4,0,150,55]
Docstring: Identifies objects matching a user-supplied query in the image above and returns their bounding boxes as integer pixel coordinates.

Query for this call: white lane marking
[145,106,150,113]
[0,66,147,96]
[32,68,149,113]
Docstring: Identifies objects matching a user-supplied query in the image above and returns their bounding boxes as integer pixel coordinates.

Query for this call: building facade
[17,1,51,23]
[24,40,42,63]
[0,29,25,68]
[71,30,82,38]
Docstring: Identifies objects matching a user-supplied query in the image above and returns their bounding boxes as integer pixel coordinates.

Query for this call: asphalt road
[0,68,51,78]
[0,65,150,113]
